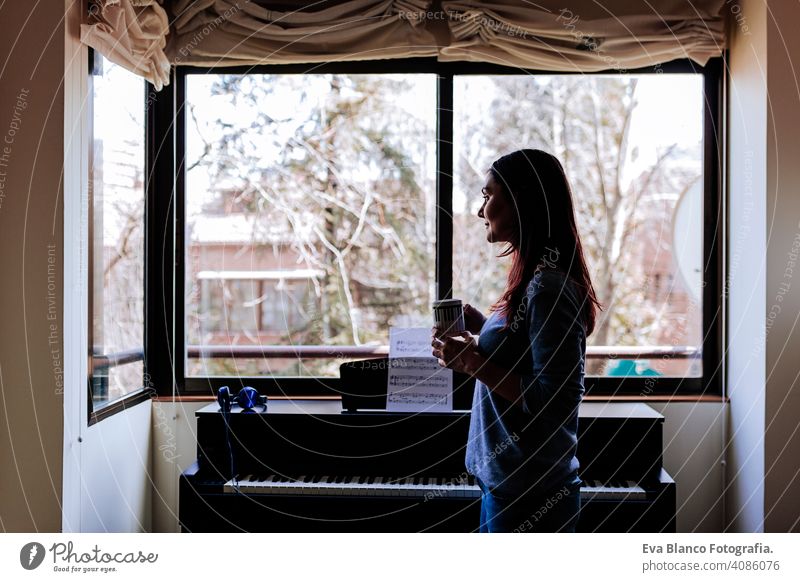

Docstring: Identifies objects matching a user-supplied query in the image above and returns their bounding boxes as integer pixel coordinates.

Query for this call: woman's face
[478,173,517,244]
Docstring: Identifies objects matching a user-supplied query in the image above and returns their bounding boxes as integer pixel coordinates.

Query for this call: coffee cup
[432,298,466,337]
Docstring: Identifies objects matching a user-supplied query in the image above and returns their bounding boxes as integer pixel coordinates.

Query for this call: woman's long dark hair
[488,149,601,336]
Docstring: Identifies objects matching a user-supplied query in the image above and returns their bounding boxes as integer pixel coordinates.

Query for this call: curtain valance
[164,0,441,66]
[439,0,727,72]
[81,0,728,90]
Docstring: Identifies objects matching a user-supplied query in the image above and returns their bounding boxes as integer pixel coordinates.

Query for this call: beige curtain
[81,0,171,90]
[440,0,727,71]
[81,1,729,89]
[165,0,442,66]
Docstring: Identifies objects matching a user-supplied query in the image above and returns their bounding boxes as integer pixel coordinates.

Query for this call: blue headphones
[217,386,266,487]
[217,385,268,413]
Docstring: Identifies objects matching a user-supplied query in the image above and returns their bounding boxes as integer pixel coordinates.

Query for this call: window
[149,59,722,397]
[89,53,151,418]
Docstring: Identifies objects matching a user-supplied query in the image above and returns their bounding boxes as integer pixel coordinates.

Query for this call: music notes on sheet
[387,328,453,412]
[388,392,448,405]
[389,329,435,359]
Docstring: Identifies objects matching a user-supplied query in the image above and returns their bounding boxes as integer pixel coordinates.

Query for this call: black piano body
[179,398,676,532]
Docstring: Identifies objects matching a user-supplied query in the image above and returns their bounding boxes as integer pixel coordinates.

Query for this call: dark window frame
[147,56,724,398]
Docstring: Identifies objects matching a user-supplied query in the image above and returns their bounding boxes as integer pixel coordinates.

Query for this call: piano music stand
[337,358,475,412]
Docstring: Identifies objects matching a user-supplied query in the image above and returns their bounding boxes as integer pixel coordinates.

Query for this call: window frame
[87,48,155,425]
[147,56,724,399]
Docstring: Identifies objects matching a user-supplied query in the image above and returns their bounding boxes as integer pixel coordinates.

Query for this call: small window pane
[90,56,146,405]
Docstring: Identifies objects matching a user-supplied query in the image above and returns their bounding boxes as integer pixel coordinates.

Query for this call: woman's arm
[467,354,524,406]
[431,333,526,409]
[516,276,585,416]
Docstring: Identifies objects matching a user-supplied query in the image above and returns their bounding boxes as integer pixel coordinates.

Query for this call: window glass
[90,56,146,404]
[453,74,704,378]
[185,74,437,376]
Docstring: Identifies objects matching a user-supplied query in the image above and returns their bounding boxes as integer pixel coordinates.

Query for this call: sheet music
[386,327,452,412]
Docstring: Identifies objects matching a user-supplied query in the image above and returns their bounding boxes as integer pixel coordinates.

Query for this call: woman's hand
[463,303,487,334]
[431,330,483,375]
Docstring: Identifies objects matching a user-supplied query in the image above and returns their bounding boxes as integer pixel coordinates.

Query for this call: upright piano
[179,361,676,532]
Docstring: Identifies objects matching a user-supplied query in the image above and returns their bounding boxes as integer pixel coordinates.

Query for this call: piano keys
[224,474,481,498]
[222,474,654,502]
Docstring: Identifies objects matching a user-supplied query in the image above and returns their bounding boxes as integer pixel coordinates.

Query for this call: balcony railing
[91,347,146,403]
[186,344,699,360]
[93,344,700,377]
[93,347,146,368]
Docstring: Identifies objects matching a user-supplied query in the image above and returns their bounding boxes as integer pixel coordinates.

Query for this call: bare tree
[187,74,436,364]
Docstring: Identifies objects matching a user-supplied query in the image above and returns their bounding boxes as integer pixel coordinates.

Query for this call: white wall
[726,0,800,533]
[763,0,800,531]
[0,0,66,532]
[151,401,206,533]
[151,400,726,532]
[726,0,768,533]
[76,402,153,532]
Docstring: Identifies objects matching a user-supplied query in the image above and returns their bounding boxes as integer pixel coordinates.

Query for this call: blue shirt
[465,269,586,497]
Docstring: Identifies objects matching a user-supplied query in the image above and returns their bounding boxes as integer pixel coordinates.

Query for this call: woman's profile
[432,148,601,533]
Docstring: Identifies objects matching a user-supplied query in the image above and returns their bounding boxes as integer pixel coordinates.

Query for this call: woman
[431,149,600,533]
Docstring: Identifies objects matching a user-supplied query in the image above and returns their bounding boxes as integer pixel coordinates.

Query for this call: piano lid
[195,399,664,421]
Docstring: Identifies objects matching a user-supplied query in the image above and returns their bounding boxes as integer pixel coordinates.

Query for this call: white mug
[432,298,466,337]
